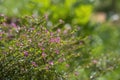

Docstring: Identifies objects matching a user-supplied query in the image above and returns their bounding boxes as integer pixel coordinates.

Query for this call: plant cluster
[0,15,89,80]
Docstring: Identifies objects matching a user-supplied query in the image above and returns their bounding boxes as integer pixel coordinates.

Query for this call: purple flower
[57,29,61,33]
[92,60,98,64]
[0,32,3,34]
[23,51,28,57]
[50,38,55,43]
[41,47,45,51]
[0,37,2,40]
[45,30,48,33]
[49,61,54,66]
[50,32,53,36]
[42,52,47,58]
[11,23,17,28]
[55,50,59,54]
[74,71,79,76]
[2,22,7,26]
[63,30,68,34]
[32,62,37,67]
[55,37,60,43]
[50,37,60,43]
[38,42,43,47]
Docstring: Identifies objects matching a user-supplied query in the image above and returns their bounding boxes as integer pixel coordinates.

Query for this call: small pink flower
[0,32,3,34]
[92,60,98,64]
[74,71,79,76]
[55,50,59,54]
[55,37,60,43]
[63,30,68,34]
[3,22,7,26]
[50,32,53,36]
[41,47,45,51]
[50,38,54,42]
[58,58,63,63]
[45,30,48,33]
[50,37,60,43]
[0,37,2,40]
[38,43,43,47]
[42,52,47,58]
[23,51,28,57]
[11,23,17,28]
[66,64,70,68]
[45,65,49,70]
[32,62,37,67]
[49,61,54,66]
[57,29,61,33]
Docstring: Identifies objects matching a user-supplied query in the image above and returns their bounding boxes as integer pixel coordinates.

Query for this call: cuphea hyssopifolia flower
[20,25,63,69]
[23,51,29,57]
[39,28,62,67]
[0,17,81,79]
[32,61,37,67]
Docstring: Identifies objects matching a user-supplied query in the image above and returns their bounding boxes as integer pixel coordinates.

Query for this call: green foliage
[0,16,90,80]
[0,0,93,25]
[0,0,120,80]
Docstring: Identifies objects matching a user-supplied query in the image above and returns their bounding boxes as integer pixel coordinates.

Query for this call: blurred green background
[0,0,120,80]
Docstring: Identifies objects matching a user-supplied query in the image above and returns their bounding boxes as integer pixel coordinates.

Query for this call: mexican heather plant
[0,15,88,80]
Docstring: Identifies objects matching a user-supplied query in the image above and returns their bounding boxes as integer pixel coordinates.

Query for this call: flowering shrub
[1,15,120,80]
[0,15,89,80]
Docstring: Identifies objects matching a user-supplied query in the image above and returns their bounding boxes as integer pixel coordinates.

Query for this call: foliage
[0,16,91,80]
[0,0,93,25]
[0,0,120,80]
